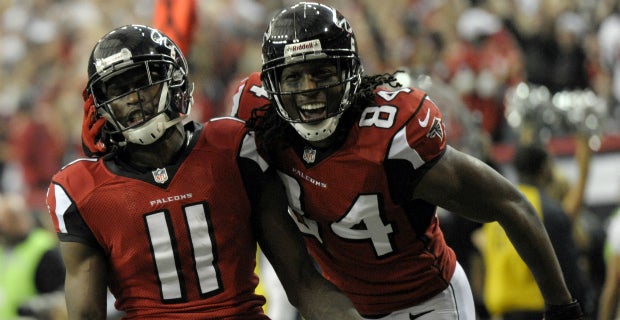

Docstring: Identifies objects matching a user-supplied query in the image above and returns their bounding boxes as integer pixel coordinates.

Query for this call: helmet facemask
[264,57,360,142]
[260,2,362,143]
[89,60,190,146]
[85,25,193,148]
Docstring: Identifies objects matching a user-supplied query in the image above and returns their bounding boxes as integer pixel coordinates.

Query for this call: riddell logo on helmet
[284,39,322,58]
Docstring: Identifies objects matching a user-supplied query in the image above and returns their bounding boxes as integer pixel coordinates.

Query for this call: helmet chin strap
[291,114,342,142]
[123,113,187,145]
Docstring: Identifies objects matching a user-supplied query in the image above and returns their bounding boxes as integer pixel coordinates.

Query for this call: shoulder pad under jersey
[230,72,270,121]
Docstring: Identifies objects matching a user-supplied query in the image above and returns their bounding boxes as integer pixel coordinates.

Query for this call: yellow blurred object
[482,185,545,315]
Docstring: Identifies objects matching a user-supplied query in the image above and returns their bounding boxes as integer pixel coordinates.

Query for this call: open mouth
[299,103,327,122]
[126,109,146,127]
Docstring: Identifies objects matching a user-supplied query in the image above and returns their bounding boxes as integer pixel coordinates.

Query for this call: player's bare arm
[414,146,574,305]
[60,241,109,320]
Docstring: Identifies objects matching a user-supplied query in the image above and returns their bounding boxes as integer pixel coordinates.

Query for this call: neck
[306,137,334,148]
[119,124,186,170]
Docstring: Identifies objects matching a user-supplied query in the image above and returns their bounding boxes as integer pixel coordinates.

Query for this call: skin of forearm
[500,198,573,305]
[295,273,362,320]
[562,135,592,220]
[598,255,620,320]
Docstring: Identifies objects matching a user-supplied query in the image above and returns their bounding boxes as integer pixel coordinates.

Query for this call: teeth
[301,103,325,111]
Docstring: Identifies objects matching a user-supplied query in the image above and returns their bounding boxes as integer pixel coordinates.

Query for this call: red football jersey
[47,119,269,319]
[232,73,457,316]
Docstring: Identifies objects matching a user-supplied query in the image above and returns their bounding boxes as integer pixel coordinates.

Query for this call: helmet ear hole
[172,70,184,83]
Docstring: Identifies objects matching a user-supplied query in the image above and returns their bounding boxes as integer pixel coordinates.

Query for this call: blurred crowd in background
[1,0,620,319]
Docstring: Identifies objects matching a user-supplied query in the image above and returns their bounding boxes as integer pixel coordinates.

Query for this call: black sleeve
[34,248,66,293]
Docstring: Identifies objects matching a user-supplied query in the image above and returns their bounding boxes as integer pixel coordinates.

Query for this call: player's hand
[544,300,584,320]
[81,91,107,157]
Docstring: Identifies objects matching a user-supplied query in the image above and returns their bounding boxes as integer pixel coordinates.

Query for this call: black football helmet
[261,2,362,142]
[86,24,192,146]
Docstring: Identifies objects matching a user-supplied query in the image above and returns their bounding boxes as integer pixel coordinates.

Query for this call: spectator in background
[0,193,66,319]
[599,204,620,320]
[443,3,524,142]
[533,134,602,314]
[497,2,594,94]
[6,97,65,218]
[0,115,10,193]
[549,11,590,93]
[500,0,559,91]
[597,5,620,127]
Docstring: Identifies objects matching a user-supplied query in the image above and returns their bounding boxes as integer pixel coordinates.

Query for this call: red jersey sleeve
[369,87,446,169]
[406,94,447,163]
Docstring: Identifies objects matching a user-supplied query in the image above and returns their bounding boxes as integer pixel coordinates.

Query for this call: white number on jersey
[330,194,394,256]
[358,105,398,128]
[277,172,323,243]
[279,172,395,257]
[358,88,411,129]
[145,203,221,302]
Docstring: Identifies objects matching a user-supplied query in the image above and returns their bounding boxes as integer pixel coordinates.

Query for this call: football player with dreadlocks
[228,2,584,319]
[49,24,361,320]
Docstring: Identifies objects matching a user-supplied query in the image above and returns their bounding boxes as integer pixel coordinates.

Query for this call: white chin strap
[291,114,341,142]
[123,113,186,145]
[121,80,192,145]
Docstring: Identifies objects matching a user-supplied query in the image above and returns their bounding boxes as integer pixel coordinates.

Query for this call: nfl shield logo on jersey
[152,168,169,184]
[303,146,316,164]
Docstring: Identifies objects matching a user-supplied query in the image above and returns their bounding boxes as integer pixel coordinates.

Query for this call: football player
[229,2,584,319]
[48,24,361,320]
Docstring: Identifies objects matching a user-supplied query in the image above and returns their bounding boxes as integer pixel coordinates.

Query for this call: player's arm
[413,146,582,316]
[561,134,591,221]
[598,250,620,319]
[255,173,362,320]
[59,241,108,320]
